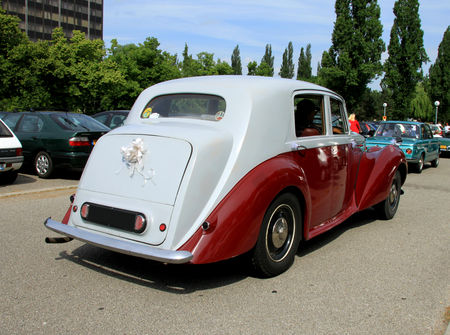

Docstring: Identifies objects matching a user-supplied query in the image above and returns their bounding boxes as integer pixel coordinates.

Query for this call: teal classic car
[438,135,450,156]
[366,121,440,173]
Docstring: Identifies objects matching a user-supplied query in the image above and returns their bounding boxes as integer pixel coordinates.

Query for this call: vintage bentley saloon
[45,76,407,277]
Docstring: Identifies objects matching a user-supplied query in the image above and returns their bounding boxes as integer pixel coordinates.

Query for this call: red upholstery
[301,128,320,137]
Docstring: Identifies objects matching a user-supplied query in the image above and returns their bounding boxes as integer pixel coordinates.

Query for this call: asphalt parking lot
[0,161,449,334]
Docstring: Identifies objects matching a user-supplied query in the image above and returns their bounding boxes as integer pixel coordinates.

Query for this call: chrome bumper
[44,218,193,264]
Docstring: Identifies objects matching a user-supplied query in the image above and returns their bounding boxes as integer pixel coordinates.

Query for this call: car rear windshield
[51,113,110,131]
[0,120,13,137]
[375,123,419,139]
[141,94,226,121]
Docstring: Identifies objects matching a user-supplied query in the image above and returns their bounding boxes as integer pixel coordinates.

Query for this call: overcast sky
[103,0,449,88]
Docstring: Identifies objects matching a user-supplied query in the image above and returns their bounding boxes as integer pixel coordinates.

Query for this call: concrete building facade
[1,0,103,41]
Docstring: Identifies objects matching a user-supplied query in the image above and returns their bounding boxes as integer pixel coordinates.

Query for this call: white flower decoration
[118,138,155,185]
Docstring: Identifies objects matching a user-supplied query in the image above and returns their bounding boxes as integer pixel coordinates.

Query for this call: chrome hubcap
[36,155,49,174]
[272,217,288,248]
[265,204,295,262]
[389,183,398,206]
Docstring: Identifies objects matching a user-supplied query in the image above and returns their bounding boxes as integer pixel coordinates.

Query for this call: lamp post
[383,103,387,120]
[434,101,440,124]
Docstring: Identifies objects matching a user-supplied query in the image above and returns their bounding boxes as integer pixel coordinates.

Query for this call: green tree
[261,44,274,76]
[382,0,429,119]
[428,26,450,122]
[247,61,258,75]
[279,41,294,78]
[318,0,385,110]
[215,59,234,75]
[108,37,180,108]
[0,6,30,110]
[231,45,242,75]
[297,44,312,81]
[410,83,433,121]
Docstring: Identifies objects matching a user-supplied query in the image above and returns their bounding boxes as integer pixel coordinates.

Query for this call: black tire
[431,156,439,168]
[0,170,18,185]
[415,154,424,173]
[251,193,302,277]
[34,151,53,178]
[375,171,401,220]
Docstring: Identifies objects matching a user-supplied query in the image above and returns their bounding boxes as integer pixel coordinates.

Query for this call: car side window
[294,94,324,137]
[426,125,433,139]
[18,115,44,132]
[2,113,22,130]
[330,98,348,134]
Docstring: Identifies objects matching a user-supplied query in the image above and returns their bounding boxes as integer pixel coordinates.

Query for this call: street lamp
[434,101,440,124]
[383,102,387,120]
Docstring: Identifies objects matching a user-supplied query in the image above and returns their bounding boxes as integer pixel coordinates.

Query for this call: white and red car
[45,76,407,277]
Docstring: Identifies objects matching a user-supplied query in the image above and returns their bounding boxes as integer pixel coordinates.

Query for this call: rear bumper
[44,218,193,264]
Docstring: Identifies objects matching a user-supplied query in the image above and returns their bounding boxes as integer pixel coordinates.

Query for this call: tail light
[16,148,23,156]
[69,136,91,146]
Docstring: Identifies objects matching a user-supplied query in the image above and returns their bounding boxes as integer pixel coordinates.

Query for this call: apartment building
[1,0,103,41]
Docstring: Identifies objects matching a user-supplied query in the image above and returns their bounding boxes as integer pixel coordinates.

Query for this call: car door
[423,124,439,161]
[290,93,354,229]
[14,114,45,161]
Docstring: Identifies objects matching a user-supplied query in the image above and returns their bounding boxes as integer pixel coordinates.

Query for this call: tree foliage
[260,44,274,77]
[410,83,433,121]
[382,0,429,119]
[279,41,294,78]
[428,26,450,122]
[231,45,242,75]
[297,44,312,81]
[318,0,385,110]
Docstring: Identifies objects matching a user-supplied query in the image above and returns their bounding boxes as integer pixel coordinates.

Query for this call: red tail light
[69,137,91,146]
[16,148,23,156]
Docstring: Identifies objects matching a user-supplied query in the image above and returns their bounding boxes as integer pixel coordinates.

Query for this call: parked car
[0,118,23,184]
[2,112,109,178]
[92,110,129,129]
[45,76,407,277]
[430,124,443,137]
[438,132,450,157]
[366,121,440,173]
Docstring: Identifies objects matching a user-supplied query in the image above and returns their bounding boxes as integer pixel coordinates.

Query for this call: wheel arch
[178,154,309,264]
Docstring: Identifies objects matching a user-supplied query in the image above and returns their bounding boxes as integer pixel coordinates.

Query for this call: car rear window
[0,120,13,137]
[375,123,419,139]
[51,113,110,131]
[141,94,226,121]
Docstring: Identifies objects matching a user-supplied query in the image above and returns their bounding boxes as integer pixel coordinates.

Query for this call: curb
[0,185,77,199]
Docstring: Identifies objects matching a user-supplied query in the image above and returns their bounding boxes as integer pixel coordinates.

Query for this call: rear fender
[356,145,406,210]
[178,154,308,264]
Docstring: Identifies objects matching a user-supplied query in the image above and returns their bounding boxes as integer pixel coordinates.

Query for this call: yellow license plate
[440,145,446,149]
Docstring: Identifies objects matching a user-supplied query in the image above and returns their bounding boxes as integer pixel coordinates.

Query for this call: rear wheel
[431,156,439,168]
[251,193,302,277]
[375,171,401,220]
[35,151,54,178]
[415,154,424,173]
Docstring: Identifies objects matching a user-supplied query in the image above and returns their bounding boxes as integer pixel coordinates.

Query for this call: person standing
[348,113,361,133]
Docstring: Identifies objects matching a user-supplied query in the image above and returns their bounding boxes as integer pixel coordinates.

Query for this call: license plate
[0,163,5,171]
[440,145,447,150]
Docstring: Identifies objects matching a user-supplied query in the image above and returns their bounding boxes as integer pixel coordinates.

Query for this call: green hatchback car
[2,112,109,178]
[366,121,440,173]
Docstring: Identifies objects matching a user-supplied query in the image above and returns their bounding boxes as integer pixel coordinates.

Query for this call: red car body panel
[179,144,407,264]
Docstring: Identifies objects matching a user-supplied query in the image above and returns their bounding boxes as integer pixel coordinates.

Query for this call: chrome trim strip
[44,218,193,264]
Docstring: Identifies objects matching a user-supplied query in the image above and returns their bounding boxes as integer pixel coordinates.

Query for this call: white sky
[103,0,450,89]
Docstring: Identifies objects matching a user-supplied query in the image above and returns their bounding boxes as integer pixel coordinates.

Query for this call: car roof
[147,75,338,98]
[381,120,423,125]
